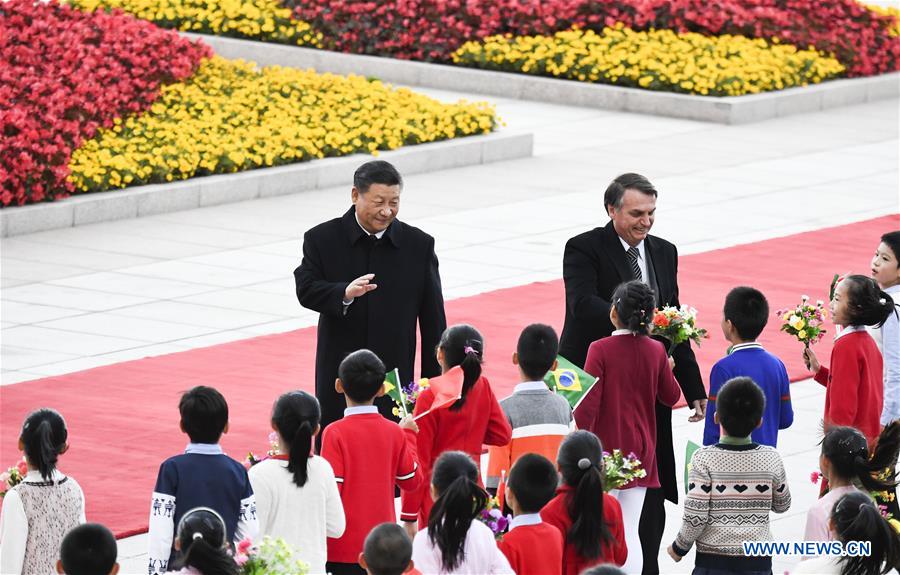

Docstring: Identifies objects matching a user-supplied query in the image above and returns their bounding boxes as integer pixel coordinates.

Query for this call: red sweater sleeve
[396,428,422,493]
[814,366,830,387]
[656,345,681,408]
[575,343,604,430]
[320,426,344,496]
[483,378,513,447]
[823,343,860,427]
[605,495,628,566]
[401,390,436,521]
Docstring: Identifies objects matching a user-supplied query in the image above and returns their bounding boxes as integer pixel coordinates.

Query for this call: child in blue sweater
[147,386,258,574]
[704,287,793,447]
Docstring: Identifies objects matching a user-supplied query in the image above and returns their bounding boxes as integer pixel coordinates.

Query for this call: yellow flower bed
[452,25,845,96]
[68,57,497,193]
[867,3,900,36]
[68,0,321,46]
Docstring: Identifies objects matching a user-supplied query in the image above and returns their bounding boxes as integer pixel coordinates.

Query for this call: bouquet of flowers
[477,496,511,541]
[651,305,709,356]
[243,432,281,469]
[0,457,27,498]
[236,536,309,575]
[386,372,430,418]
[603,450,647,491]
[776,295,827,352]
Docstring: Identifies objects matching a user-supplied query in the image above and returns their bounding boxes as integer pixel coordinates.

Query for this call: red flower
[0,0,210,206]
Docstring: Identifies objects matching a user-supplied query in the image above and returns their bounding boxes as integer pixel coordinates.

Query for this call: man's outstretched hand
[344,273,377,301]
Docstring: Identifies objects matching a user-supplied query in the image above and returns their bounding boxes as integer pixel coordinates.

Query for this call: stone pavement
[1,86,898,573]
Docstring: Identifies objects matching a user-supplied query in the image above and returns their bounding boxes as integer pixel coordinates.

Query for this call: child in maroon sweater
[804,275,895,448]
[574,280,680,575]
[321,350,421,575]
[498,454,564,575]
[541,431,627,575]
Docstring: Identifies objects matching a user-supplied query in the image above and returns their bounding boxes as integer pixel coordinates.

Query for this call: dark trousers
[638,487,666,575]
[326,562,366,575]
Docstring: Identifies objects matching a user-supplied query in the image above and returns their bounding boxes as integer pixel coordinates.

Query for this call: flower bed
[69,0,321,47]
[293,0,899,77]
[0,0,209,206]
[68,57,497,194]
[452,26,845,96]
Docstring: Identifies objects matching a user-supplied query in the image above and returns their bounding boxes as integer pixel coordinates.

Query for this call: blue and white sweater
[147,444,258,574]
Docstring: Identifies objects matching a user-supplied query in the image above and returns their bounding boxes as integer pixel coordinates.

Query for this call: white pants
[610,486,647,575]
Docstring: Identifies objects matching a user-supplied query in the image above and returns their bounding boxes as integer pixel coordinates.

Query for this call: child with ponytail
[165,507,239,575]
[411,451,513,574]
[805,422,900,543]
[793,491,900,575]
[0,408,85,575]
[804,274,897,448]
[249,391,345,575]
[574,280,680,575]
[541,431,627,575]
[401,325,512,533]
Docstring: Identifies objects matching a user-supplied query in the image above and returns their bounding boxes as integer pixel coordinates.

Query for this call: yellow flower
[798,329,808,340]
[68,57,497,193]
[451,26,844,97]
[789,315,806,330]
[65,0,322,47]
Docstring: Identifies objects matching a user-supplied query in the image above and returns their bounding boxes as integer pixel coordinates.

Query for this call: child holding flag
[321,350,421,575]
[400,324,512,536]
[575,280,681,575]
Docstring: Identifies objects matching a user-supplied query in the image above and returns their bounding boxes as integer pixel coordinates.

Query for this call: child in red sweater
[498,453,564,575]
[541,431,627,575]
[804,275,895,448]
[321,350,421,575]
[575,280,680,575]
[401,324,512,535]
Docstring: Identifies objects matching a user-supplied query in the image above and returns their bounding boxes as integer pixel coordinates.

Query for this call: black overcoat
[559,220,706,503]
[294,207,447,430]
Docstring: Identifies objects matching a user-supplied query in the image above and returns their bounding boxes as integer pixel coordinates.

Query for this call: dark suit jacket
[294,207,447,430]
[559,220,706,503]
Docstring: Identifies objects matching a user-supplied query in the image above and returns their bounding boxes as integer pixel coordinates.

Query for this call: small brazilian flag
[543,356,598,410]
[383,368,407,417]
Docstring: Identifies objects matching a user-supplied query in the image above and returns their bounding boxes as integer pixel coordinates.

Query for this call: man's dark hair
[60,523,118,575]
[338,349,387,403]
[363,523,413,575]
[507,453,558,514]
[716,377,765,438]
[516,323,559,381]
[604,173,657,212]
[354,160,403,194]
[179,386,229,444]
[723,286,770,341]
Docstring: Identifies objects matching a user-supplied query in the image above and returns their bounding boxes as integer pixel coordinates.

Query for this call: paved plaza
[1,84,898,573]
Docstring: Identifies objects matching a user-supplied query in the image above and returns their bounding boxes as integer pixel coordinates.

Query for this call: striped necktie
[627,246,642,282]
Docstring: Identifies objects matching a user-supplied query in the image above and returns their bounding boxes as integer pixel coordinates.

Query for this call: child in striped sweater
[668,377,791,574]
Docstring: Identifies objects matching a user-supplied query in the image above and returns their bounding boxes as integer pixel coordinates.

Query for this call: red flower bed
[0,0,210,207]
[293,0,899,76]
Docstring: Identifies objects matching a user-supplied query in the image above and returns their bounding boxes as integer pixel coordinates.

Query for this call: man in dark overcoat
[559,172,707,575]
[294,160,447,435]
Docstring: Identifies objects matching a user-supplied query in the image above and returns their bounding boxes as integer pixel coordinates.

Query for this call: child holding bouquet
[804,275,896,448]
[575,280,681,575]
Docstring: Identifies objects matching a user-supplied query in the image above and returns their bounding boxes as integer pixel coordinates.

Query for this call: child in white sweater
[249,391,345,573]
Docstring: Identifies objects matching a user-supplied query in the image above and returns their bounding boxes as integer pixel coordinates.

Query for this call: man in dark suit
[559,172,707,575]
[294,160,447,438]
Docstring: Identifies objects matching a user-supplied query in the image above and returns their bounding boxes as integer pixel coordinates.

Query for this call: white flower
[801,294,810,302]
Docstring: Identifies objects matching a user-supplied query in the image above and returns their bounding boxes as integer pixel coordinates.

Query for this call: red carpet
[1,214,896,537]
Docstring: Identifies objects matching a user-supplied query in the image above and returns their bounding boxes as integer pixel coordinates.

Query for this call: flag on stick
[413,366,464,421]
[543,356,598,410]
